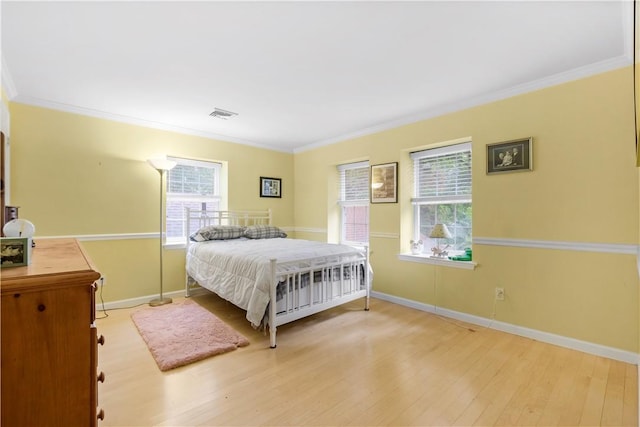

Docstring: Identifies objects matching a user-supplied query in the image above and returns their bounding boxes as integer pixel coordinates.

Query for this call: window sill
[397,253,477,270]
[165,242,187,250]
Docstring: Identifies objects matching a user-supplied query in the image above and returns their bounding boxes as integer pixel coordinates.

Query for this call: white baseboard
[94,288,209,311]
[95,287,638,365]
[371,291,639,365]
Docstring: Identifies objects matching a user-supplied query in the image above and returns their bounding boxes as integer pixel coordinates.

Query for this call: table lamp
[429,223,452,257]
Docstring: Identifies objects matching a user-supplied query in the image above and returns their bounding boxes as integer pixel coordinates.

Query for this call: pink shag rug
[131,299,249,371]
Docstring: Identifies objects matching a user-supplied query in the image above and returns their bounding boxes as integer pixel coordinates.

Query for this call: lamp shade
[147,158,177,171]
[429,223,452,239]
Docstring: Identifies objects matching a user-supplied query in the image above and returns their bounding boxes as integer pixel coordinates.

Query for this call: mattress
[185,238,367,327]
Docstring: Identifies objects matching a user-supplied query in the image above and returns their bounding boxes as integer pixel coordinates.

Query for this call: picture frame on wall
[370,162,398,203]
[0,237,29,268]
[487,137,533,174]
[260,176,282,198]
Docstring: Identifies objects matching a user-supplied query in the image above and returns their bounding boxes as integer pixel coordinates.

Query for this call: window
[166,157,221,243]
[411,142,472,254]
[337,161,369,245]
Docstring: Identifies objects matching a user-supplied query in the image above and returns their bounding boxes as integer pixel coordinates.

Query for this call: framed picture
[370,162,398,203]
[260,176,282,198]
[0,237,29,268]
[487,137,533,174]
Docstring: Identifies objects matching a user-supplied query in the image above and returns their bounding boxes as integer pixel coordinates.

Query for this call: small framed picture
[260,176,282,198]
[0,237,30,268]
[370,162,398,203]
[487,137,533,174]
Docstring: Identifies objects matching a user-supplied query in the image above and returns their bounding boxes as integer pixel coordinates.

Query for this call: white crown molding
[295,55,631,154]
[4,1,633,158]
[371,291,639,365]
[10,96,294,154]
[474,237,638,255]
[4,40,631,159]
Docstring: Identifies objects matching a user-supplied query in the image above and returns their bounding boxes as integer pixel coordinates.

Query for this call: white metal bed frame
[184,208,371,348]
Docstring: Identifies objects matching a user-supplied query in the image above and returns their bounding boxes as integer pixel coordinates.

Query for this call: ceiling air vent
[209,108,238,120]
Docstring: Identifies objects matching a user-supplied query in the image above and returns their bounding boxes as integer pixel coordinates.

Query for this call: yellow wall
[6,67,639,354]
[7,103,293,301]
[294,67,639,353]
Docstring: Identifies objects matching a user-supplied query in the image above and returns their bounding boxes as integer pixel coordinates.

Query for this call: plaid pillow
[244,225,287,239]
[190,225,246,242]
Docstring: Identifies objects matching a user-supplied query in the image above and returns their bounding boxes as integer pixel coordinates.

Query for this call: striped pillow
[244,225,287,239]
[190,225,246,242]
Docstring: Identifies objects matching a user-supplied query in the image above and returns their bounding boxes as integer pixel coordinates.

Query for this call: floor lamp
[147,157,177,307]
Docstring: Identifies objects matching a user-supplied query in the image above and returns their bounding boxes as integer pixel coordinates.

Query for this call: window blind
[338,161,369,206]
[411,142,471,204]
[167,157,221,199]
[166,157,222,240]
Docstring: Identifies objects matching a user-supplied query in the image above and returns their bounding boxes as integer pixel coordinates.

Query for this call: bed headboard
[185,208,272,236]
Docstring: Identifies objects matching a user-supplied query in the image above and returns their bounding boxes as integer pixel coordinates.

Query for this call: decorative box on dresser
[1,238,104,426]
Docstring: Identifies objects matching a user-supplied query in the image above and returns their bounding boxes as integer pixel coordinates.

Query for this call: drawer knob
[97,371,105,383]
[37,304,46,312]
[97,408,105,420]
[97,335,105,345]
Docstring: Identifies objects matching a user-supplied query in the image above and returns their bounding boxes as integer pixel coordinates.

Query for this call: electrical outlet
[495,287,504,301]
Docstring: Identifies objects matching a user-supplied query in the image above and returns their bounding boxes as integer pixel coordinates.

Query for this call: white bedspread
[186,238,366,327]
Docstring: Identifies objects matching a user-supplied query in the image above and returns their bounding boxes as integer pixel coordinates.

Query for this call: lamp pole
[147,158,177,307]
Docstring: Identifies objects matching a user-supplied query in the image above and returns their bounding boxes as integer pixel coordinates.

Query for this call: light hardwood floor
[96,294,638,426]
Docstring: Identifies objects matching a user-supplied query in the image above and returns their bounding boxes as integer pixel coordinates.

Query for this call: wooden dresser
[1,238,104,426]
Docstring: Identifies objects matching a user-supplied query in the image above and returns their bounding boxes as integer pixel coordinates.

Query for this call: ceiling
[1,1,632,153]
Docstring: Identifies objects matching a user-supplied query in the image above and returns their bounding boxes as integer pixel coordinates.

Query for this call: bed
[184,209,371,348]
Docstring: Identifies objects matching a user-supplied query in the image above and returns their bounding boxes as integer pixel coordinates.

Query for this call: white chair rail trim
[34,233,639,258]
[474,237,638,255]
[36,232,158,241]
[370,232,399,239]
[293,227,327,234]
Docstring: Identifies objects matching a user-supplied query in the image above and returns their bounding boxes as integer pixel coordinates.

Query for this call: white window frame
[337,161,370,246]
[411,142,472,256]
[165,156,222,245]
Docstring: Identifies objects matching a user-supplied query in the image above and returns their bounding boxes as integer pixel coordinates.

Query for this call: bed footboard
[267,247,370,348]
